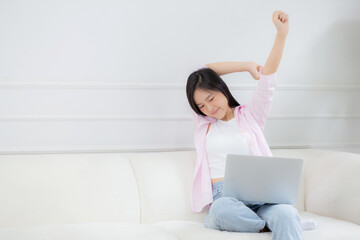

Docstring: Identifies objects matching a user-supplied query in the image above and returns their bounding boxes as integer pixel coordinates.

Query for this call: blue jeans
[204,180,303,240]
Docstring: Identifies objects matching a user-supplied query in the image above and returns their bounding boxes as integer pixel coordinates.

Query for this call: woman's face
[193,88,229,119]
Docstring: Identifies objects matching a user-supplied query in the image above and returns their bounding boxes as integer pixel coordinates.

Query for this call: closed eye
[199,97,214,109]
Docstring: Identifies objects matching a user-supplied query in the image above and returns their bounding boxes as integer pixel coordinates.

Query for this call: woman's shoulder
[191,111,217,127]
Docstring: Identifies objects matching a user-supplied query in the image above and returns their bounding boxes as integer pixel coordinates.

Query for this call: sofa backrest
[1,148,358,228]
[294,149,360,225]
[125,151,204,223]
[0,153,140,228]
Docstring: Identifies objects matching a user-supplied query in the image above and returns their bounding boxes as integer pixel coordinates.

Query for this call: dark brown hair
[186,67,240,116]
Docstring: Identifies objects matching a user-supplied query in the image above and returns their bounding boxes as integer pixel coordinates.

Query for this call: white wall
[0,0,359,155]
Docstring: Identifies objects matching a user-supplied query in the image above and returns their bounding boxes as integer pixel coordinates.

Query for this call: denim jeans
[204,180,303,240]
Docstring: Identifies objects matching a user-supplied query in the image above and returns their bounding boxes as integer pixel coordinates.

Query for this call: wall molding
[0,114,359,121]
[0,81,359,91]
[0,142,359,155]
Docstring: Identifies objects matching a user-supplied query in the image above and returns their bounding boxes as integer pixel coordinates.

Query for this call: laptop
[221,154,304,205]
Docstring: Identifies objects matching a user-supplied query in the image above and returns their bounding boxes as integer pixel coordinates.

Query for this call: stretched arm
[263,10,289,75]
[204,34,286,77]
[203,11,289,77]
[262,33,287,75]
[204,62,250,76]
[245,10,289,131]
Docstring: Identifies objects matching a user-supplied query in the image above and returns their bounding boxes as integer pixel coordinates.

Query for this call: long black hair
[186,67,240,116]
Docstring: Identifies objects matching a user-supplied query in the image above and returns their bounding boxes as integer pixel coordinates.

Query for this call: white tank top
[205,117,252,178]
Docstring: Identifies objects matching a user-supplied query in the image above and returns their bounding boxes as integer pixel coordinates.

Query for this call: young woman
[186,10,313,240]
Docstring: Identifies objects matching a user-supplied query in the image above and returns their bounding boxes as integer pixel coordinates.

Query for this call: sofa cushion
[150,212,360,240]
[300,149,360,225]
[0,222,178,240]
[126,151,207,223]
[0,153,140,228]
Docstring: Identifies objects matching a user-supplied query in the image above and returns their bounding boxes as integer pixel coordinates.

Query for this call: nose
[204,104,216,114]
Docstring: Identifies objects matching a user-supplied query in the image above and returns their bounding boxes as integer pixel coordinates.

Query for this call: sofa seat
[150,212,360,240]
[0,222,177,240]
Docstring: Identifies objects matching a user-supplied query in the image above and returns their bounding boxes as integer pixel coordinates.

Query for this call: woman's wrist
[244,61,255,72]
[276,31,288,40]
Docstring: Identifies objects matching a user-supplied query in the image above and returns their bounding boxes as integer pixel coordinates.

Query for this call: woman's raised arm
[203,62,250,76]
[263,10,289,75]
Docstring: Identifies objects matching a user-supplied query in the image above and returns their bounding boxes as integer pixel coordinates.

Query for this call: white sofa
[0,148,359,240]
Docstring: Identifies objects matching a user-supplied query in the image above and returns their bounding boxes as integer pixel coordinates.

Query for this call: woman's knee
[209,197,246,216]
[270,204,300,221]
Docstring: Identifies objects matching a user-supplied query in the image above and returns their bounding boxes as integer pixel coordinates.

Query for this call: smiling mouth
[212,108,219,114]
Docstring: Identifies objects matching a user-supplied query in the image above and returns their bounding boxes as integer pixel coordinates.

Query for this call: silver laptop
[221,154,304,204]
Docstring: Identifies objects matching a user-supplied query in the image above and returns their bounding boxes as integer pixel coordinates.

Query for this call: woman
[186,10,312,240]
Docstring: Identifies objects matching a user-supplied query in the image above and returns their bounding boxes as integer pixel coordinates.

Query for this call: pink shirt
[190,65,278,213]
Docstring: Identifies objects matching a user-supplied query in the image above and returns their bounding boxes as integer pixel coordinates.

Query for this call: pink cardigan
[190,65,278,212]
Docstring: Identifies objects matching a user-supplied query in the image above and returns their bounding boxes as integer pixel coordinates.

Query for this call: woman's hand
[272,10,289,37]
[247,61,263,80]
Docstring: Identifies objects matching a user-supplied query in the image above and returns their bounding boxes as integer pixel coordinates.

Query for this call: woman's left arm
[202,62,251,76]
[263,10,289,75]
[244,11,289,131]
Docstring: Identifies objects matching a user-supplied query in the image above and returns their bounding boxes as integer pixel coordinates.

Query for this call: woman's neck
[220,107,235,121]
